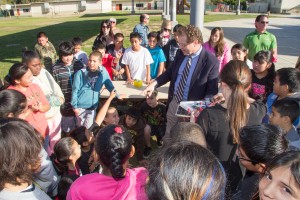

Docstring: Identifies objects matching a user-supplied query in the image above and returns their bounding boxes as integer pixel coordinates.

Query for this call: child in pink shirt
[67,125,148,200]
[5,63,50,138]
[203,27,230,72]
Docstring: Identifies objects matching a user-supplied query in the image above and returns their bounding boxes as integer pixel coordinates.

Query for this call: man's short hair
[170,122,207,148]
[140,14,148,23]
[255,14,268,22]
[176,25,203,44]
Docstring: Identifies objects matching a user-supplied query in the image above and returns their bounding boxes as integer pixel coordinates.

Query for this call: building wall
[248,2,268,13]
[14,0,111,17]
[112,0,163,11]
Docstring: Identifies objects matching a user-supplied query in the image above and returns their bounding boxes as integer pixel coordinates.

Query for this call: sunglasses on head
[164,28,172,32]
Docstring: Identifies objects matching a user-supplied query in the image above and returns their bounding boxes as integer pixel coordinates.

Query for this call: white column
[190,0,205,31]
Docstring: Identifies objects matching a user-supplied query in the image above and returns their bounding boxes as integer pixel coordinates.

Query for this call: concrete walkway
[202,15,300,69]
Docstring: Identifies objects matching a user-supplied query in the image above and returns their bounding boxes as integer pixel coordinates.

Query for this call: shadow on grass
[0,18,127,64]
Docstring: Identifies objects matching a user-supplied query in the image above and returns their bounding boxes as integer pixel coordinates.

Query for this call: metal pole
[131,0,135,14]
[165,0,170,20]
[190,0,205,31]
[236,0,241,15]
[170,0,177,26]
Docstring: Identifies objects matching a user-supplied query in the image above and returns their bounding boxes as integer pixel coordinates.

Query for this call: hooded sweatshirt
[66,167,148,200]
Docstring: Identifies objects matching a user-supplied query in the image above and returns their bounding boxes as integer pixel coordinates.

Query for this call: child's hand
[115,51,123,59]
[109,90,117,99]
[30,101,42,112]
[212,93,225,104]
[126,78,133,84]
[73,108,80,116]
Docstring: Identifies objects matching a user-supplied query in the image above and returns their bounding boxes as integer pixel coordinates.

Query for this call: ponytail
[220,60,252,144]
[228,82,248,143]
[96,125,132,179]
[110,135,126,178]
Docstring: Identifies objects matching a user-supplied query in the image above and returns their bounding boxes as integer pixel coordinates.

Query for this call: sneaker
[157,140,163,148]
[143,147,152,159]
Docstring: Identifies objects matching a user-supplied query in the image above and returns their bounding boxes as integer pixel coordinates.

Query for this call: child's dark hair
[147,141,226,200]
[0,118,41,190]
[94,42,106,51]
[58,41,74,60]
[231,43,248,62]
[173,24,183,33]
[69,126,88,146]
[72,37,83,46]
[130,32,142,40]
[114,33,124,40]
[0,90,27,118]
[149,88,158,98]
[37,31,47,38]
[125,107,141,120]
[253,50,275,77]
[57,174,79,200]
[276,68,300,93]
[239,124,287,166]
[3,63,29,88]
[95,124,132,179]
[22,49,40,64]
[147,31,160,42]
[89,51,103,61]
[51,137,77,175]
[273,98,300,123]
[170,122,207,148]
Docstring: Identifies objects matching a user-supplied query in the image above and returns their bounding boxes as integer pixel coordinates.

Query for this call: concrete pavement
[202,15,300,69]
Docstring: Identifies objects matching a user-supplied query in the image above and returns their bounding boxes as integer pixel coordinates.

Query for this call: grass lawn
[0,11,257,78]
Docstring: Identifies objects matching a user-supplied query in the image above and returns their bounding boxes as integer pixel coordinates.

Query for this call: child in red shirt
[94,42,122,80]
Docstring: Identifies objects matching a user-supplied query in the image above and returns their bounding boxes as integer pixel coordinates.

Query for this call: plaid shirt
[52,59,84,116]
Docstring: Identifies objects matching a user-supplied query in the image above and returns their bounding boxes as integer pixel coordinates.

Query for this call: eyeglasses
[164,28,172,32]
[260,21,269,24]
[237,146,258,164]
[102,26,110,29]
[110,21,116,23]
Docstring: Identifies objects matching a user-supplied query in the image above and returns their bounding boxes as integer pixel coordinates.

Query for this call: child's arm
[125,65,133,83]
[71,71,82,115]
[146,64,151,84]
[94,90,116,126]
[157,62,165,77]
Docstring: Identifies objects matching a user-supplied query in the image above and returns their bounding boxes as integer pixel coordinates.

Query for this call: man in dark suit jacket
[144,25,219,142]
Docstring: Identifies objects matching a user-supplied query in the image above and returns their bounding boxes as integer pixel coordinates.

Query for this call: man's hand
[143,80,157,97]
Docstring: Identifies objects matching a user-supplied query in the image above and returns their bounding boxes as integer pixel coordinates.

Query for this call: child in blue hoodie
[71,51,115,128]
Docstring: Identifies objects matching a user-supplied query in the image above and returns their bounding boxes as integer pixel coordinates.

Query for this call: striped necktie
[175,55,192,103]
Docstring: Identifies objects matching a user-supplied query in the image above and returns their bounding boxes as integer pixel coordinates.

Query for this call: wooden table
[100,81,170,100]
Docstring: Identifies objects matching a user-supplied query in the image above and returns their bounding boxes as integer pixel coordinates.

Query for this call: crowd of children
[0,16,300,200]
